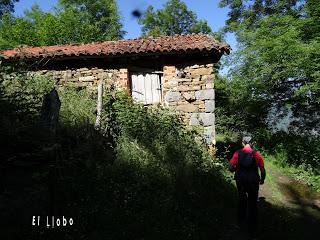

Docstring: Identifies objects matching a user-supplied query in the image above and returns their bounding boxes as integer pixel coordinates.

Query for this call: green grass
[263,160,285,203]
[282,165,320,192]
[1,71,319,239]
[264,152,320,193]
[1,87,239,239]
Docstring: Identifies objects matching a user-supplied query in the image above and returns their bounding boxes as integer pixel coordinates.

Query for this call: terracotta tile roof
[0,34,230,61]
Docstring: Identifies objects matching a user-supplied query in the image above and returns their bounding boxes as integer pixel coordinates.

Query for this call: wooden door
[131,73,162,104]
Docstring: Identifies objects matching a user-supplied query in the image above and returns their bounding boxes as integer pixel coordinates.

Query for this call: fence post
[95,81,103,130]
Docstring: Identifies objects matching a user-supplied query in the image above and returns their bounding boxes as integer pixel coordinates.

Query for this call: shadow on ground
[1,91,320,240]
[258,194,320,240]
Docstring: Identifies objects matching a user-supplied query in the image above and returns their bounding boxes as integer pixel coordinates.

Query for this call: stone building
[0,34,230,144]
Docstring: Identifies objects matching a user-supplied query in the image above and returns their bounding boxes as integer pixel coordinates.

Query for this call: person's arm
[254,151,266,184]
[229,151,239,172]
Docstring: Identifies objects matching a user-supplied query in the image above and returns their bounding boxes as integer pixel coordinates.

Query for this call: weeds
[0,72,236,239]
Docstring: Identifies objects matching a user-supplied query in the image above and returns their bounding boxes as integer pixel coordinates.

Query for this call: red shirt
[229,144,265,172]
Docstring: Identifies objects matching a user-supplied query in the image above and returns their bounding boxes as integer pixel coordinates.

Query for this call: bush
[0,72,237,239]
[59,87,96,126]
[254,129,320,169]
[43,90,237,239]
[253,129,320,190]
[102,91,214,171]
[215,133,242,161]
[0,71,55,123]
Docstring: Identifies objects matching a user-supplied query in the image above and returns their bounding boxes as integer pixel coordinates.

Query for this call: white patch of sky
[267,105,294,132]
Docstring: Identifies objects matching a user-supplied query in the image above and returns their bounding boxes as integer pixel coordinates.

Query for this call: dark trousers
[236,179,259,233]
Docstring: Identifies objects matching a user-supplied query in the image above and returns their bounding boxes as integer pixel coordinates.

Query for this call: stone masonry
[163,63,216,144]
[1,34,230,146]
[24,62,216,144]
[28,67,127,91]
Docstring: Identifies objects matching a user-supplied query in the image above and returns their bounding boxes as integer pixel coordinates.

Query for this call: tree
[58,0,124,41]
[0,0,19,16]
[219,0,320,133]
[0,0,124,50]
[139,0,212,37]
[219,0,304,32]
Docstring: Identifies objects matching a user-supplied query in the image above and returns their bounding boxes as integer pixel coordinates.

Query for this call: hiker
[229,136,266,236]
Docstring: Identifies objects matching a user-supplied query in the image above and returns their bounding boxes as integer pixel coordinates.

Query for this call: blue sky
[14,0,236,49]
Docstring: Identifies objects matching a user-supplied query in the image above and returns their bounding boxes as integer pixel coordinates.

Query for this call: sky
[14,0,236,49]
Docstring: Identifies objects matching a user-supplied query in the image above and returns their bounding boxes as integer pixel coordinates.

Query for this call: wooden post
[95,81,103,130]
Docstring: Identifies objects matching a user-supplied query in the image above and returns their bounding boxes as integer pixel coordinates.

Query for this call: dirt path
[256,161,320,239]
[225,161,320,240]
[259,161,320,209]
[1,158,320,240]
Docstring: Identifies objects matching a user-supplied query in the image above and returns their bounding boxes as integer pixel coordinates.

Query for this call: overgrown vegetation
[1,69,319,239]
[1,0,320,238]
[0,71,238,239]
[254,130,320,191]
[218,0,320,132]
[215,0,320,190]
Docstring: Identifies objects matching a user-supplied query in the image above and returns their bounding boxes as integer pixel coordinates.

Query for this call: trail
[260,161,320,210]
[225,161,320,240]
[1,158,320,240]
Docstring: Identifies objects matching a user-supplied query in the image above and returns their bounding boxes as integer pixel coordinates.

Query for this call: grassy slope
[264,153,320,192]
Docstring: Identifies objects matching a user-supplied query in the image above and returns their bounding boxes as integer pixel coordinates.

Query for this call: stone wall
[30,67,127,91]
[26,61,215,144]
[163,63,216,144]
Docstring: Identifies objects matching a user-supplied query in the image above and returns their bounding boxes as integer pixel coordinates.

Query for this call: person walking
[229,136,266,237]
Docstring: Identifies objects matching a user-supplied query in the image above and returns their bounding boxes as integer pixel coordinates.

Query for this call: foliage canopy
[218,0,320,134]
[0,0,18,16]
[0,0,124,50]
[139,0,212,37]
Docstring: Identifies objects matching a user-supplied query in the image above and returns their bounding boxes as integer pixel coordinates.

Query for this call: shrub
[254,129,320,169]
[0,74,237,239]
[0,71,55,123]
[102,91,214,172]
[215,133,242,161]
[59,87,96,126]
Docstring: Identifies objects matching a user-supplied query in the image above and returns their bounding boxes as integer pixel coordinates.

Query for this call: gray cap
[242,136,252,144]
